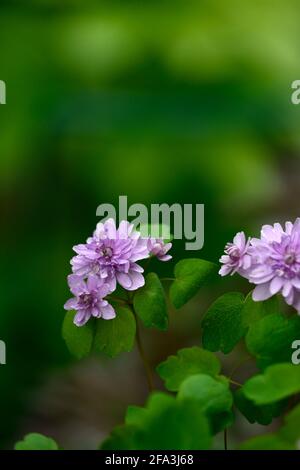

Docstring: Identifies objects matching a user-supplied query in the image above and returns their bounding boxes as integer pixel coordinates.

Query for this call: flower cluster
[219,219,300,313]
[64,219,172,326]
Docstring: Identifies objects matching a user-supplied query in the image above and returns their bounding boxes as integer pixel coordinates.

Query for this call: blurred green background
[1,0,300,449]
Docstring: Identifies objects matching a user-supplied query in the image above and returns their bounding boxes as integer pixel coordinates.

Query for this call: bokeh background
[1,0,300,449]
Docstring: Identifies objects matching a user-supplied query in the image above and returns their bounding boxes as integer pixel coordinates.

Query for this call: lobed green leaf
[133,273,168,330]
[15,433,59,450]
[157,346,221,392]
[62,306,136,359]
[170,259,217,309]
[201,292,245,354]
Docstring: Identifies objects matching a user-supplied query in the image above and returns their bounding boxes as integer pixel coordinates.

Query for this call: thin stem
[160,277,175,282]
[135,316,154,393]
[224,428,228,450]
[229,379,243,387]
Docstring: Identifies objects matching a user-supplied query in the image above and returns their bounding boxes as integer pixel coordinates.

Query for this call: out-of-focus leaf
[157,347,221,391]
[178,374,233,433]
[239,434,294,450]
[234,388,286,425]
[101,392,212,450]
[240,403,300,450]
[15,433,59,450]
[243,363,300,405]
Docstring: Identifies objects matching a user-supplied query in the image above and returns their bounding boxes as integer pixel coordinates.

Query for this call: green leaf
[280,403,300,443]
[93,306,136,358]
[239,403,300,450]
[157,347,221,391]
[178,374,233,433]
[133,273,168,330]
[241,294,280,329]
[99,425,138,450]
[15,433,59,450]
[239,434,295,450]
[170,259,217,309]
[62,311,95,359]
[234,388,286,425]
[243,363,300,405]
[62,306,136,359]
[246,313,300,369]
[201,292,245,354]
[101,392,212,450]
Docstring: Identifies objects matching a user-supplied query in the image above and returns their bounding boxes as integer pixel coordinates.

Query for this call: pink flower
[249,220,300,311]
[219,219,300,313]
[71,219,149,291]
[64,274,115,327]
[219,232,252,276]
[147,238,172,262]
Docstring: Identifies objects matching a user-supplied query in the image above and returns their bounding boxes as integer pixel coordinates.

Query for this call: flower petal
[252,283,272,301]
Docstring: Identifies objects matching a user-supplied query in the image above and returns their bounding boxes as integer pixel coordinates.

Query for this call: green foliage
[241,294,280,329]
[62,311,95,359]
[234,388,286,425]
[243,363,300,405]
[133,273,168,330]
[240,404,300,450]
[246,313,300,369]
[170,259,217,309]
[240,434,295,450]
[101,392,212,450]
[62,306,136,359]
[60,255,300,450]
[93,306,136,357]
[202,292,245,353]
[280,403,300,443]
[15,433,59,450]
[178,374,233,433]
[157,347,221,392]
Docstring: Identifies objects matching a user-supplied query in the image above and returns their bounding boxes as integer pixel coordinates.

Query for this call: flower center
[226,245,240,261]
[79,293,96,308]
[284,252,296,265]
[100,247,113,258]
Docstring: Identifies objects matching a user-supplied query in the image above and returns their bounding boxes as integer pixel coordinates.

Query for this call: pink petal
[101,303,116,320]
[270,277,284,295]
[252,283,272,301]
[116,272,132,289]
[233,232,245,250]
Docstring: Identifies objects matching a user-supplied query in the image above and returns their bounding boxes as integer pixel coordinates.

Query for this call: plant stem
[224,428,228,450]
[135,316,154,393]
[229,379,242,387]
[160,277,175,282]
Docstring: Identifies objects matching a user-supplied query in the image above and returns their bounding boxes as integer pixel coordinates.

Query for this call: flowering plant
[15,219,300,451]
